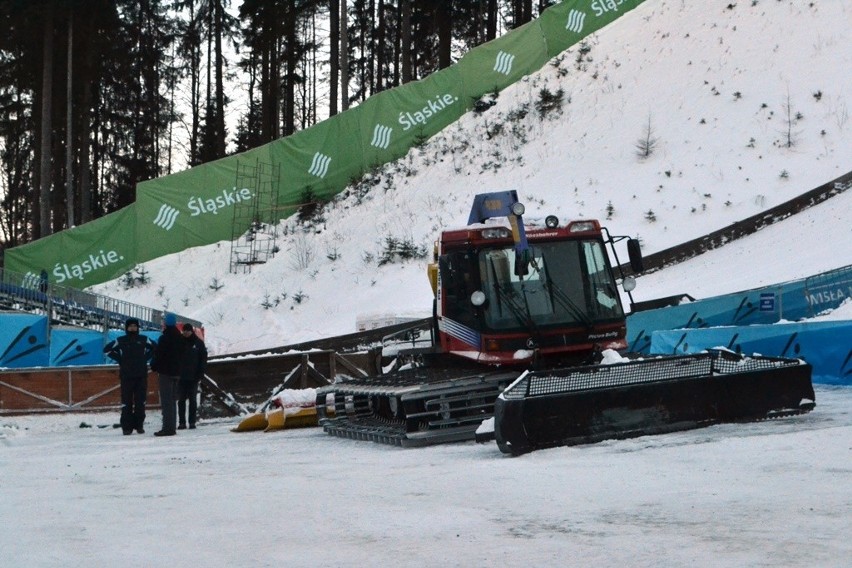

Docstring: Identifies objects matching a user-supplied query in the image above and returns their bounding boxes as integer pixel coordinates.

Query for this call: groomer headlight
[545,215,559,228]
[481,227,510,239]
[567,221,597,233]
[510,202,525,216]
[470,290,487,306]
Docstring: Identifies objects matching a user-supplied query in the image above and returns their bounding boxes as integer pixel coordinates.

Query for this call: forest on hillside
[0,0,554,250]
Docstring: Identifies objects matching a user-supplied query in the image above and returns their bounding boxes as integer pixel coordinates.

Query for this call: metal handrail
[0,267,201,332]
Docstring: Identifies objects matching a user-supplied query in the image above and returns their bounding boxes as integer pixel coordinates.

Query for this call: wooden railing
[0,366,158,415]
[0,349,373,416]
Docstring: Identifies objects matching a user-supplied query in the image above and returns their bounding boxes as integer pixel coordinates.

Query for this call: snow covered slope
[89,1,852,355]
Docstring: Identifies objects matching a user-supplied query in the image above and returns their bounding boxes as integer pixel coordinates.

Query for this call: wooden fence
[0,366,158,415]
[0,349,373,416]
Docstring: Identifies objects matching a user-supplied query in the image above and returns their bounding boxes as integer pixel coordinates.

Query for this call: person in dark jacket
[177,323,207,429]
[104,318,155,435]
[151,313,183,436]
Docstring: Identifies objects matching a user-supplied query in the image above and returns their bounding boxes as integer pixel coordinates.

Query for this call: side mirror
[627,238,644,274]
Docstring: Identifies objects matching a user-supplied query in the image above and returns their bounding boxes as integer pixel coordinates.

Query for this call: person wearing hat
[104,318,156,435]
[177,323,207,429]
[151,313,183,436]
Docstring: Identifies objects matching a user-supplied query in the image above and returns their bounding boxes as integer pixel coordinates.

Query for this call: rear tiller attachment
[494,350,814,455]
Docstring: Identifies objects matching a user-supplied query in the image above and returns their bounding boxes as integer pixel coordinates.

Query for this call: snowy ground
[1,385,850,568]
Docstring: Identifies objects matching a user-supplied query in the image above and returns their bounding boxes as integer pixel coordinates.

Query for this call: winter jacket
[179,335,208,381]
[151,326,183,375]
[104,333,154,379]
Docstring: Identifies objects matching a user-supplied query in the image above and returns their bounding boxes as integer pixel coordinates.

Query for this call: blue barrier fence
[0,313,163,369]
[0,313,50,368]
[0,265,197,369]
[626,265,851,385]
[628,265,851,353]
[651,320,852,386]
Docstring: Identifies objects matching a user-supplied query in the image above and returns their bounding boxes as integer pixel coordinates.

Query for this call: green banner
[540,0,646,57]
[456,21,550,98]
[138,157,246,262]
[268,112,364,206]
[4,206,137,288]
[358,66,466,166]
[5,0,648,289]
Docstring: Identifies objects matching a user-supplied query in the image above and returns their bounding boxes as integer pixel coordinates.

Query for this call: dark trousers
[120,375,147,432]
[158,374,179,432]
[177,379,199,426]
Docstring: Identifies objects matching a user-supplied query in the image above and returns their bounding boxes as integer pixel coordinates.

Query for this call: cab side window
[439,252,478,328]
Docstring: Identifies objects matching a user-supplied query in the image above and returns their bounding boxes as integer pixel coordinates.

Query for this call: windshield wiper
[489,258,538,334]
[539,262,593,328]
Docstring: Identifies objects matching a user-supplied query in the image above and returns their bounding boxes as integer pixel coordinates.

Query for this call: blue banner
[651,320,852,385]
[628,265,852,354]
[50,329,109,367]
[0,313,50,368]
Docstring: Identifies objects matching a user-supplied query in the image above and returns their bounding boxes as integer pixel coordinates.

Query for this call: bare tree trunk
[512,0,521,28]
[367,0,375,96]
[340,0,349,111]
[39,6,55,237]
[511,0,533,28]
[271,11,280,139]
[213,0,226,157]
[400,0,411,84]
[437,0,451,69]
[257,3,281,144]
[79,68,92,223]
[329,0,339,116]
[283,5,296,136]
[260,42,271,141]
[392,0,401,86]
[189,1,200,165]
[486,0,497,41]
[205,5,213,146]
[80,44,95,222]
[166,42,175,174]
[65,13,74,227]
[311,12,317,125]
[376,0,385,92]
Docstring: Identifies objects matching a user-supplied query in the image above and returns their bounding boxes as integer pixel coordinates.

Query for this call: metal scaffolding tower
[229,160,282,274]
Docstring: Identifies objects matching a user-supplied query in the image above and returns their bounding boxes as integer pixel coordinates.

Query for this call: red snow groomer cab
[433,206,631,368]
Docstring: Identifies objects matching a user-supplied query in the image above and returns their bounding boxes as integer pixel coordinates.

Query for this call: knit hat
[164,313,177,327]
[125,317,140,329]
[182,323,193,332]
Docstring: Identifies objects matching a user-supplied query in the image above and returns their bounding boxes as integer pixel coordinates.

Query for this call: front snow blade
[494,351,814,455]
[231,412,268,432]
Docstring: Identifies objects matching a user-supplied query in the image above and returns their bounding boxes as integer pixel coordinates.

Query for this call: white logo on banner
[566,9,587,33]
[494,51,515,75]
[308,152,332,178]
[153,204,180,230]
[370,124,393,149]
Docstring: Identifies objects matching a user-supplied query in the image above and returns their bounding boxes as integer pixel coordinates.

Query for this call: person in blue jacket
[104,318,155,435]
